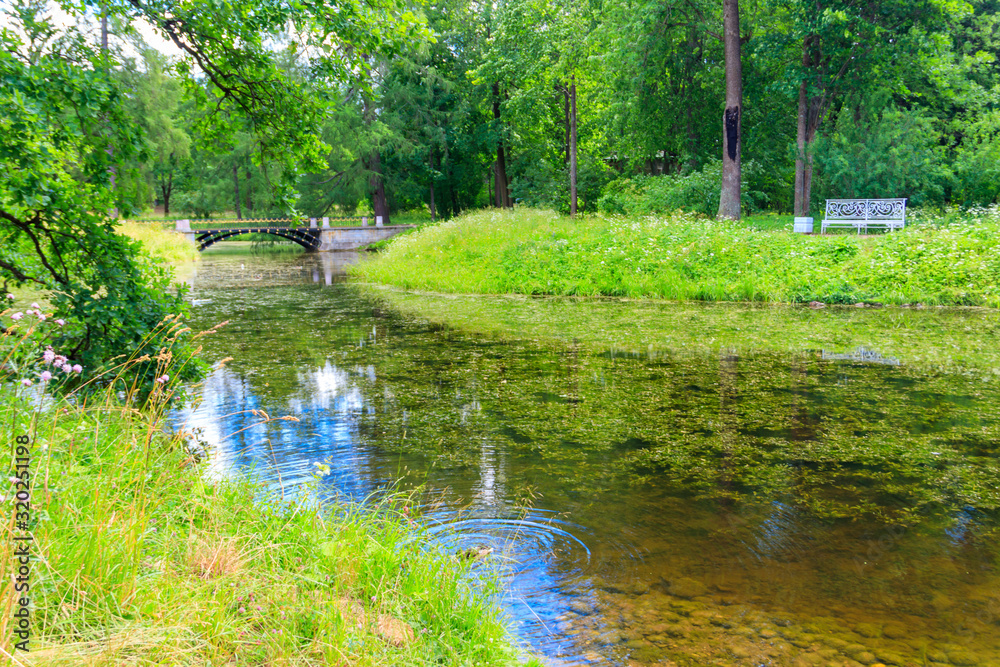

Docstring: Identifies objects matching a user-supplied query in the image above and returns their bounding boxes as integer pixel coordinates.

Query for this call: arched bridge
[194,225,321,251]
[174,217,414,251]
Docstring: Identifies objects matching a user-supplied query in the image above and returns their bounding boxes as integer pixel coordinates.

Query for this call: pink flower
[62,363,72,373]
[54,355,67,366]
[30,302,39,309]
[20,379,32,387]
[72,364,82,374]
[55,319,65,326]
[42,350,55,364]
[40,371,52,382]
[10,312,23,321]
[36,313,46,321]
[5,294,13,301]
[155,374,170,384]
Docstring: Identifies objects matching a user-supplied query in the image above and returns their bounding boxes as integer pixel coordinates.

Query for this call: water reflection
[821,347,901,366]
[175,253,1000,666]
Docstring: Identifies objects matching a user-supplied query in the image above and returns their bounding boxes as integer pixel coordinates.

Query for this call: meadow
[351,206,1000,307]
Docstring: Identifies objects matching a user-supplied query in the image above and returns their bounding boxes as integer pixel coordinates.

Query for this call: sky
[0,0,183,62]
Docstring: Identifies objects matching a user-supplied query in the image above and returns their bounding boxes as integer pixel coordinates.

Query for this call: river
[174,249,1000,667]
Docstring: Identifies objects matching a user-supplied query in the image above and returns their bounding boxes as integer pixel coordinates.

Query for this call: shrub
[597,160,771,218]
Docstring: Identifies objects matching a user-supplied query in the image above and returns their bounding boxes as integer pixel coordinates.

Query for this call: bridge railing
[186,217,361,230]
[172,216,394,231]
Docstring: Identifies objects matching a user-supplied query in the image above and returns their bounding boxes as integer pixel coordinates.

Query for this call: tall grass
[0,317,533,666]
[352,207,1000,307]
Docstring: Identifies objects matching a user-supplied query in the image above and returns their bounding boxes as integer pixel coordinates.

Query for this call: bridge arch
[196,227,320,251]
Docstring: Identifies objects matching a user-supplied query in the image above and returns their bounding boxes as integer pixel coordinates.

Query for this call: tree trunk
[369,150,390,224]
[429,149,437,221]
[232,164,242,220]
[161,174,172,216]
[563,85,570,165]
[492,82,512,208]
[569,77,578,217]
[100,6,108,52]
[793,35,823,217]
[717,0,743,220]
[685,27,700,170]
[245,166,253,213]
[362,91,390,224]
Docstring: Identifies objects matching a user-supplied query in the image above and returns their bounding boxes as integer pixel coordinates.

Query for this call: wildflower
[55,319,65,326]
[5,294,12,301]
[155,374,169,384]
[36,313,46,321]
[54,355,67,366]
[72,364,82,374]
[40,371,52,382]
[62,363,72,374]
[20,379,31,387]
[42,350,55,364]
[30,302,39,309]
[10,312,23,321]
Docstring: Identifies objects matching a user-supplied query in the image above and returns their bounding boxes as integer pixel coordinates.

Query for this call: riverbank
[0,322,531,665]
[350,207,1000,307]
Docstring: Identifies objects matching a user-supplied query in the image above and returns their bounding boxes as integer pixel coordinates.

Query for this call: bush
[953,109,1000,206]
[596,160,771,218]
[811,102,952,206]
[511,155,615,214]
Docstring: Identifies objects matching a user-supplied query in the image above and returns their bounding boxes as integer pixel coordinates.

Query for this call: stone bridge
[175,217,414,251]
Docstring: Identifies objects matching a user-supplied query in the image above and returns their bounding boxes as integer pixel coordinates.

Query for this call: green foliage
[597,161,771,217]
[511,155,614,213]
[954,109,1000,206]
[812,102,952,205]
[0,21,199,389]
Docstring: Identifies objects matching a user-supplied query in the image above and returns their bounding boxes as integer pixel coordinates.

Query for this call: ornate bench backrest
[825,199,907,221]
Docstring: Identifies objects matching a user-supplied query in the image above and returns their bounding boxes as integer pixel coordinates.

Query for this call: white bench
[821,198,907,234]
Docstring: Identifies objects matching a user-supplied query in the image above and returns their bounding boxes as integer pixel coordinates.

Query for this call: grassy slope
[0,383,531,666]
[351,207,1000,307]
[117,221,199,266]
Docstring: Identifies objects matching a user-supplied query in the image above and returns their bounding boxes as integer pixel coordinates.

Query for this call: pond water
[175,250,1000,667]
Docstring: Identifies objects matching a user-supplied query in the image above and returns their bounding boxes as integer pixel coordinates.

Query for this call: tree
[0,18,196,382]
[717,0,743,220]
[126,48,190,216]
[786,0,956,215]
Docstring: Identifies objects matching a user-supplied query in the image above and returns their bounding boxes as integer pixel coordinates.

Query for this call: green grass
[351,206,1000,307]
[117,220,199,265]
[0,328,534,665]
